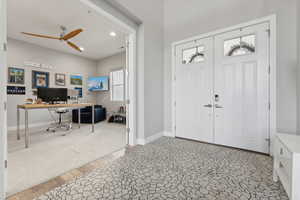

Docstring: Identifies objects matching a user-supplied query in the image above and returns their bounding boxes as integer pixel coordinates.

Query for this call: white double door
[175,22,270,153]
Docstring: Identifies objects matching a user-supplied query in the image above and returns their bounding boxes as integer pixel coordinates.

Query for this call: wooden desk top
[18,103,94,109]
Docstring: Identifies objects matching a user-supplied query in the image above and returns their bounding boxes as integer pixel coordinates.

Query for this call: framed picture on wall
[55,73,66,86]
[32,70,49,88]
[70,75,83,85]
[8,67,25,84]
[74,87,83,98]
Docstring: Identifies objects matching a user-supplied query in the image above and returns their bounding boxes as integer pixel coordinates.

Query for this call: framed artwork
[8,67,25,84]
[32,70,49,88]
[55,73,66,86]
[7,86,26,95]
[74,87,83,98]
[70,75,83,85]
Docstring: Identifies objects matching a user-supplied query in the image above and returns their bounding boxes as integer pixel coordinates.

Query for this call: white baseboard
[163,131,174,137]
[137,131,174,145]
[137,131,163,145]
[136,138,146,145]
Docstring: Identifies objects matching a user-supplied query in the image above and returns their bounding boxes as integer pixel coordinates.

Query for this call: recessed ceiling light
[79,47,84,51]
[110,32,117,37]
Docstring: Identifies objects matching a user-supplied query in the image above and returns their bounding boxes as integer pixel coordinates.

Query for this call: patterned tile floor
[12,137,289,200]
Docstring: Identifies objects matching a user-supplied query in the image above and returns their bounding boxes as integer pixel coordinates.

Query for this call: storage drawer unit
[273,134,300,200]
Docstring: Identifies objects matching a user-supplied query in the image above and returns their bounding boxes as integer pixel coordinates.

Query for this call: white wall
[112,0,165,139]
[96,52,126,113]
[7,38,98,128]
[164,0,298,134]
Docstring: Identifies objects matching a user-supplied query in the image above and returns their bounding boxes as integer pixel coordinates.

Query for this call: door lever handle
[215,104,223,108]
[203,104,213,108]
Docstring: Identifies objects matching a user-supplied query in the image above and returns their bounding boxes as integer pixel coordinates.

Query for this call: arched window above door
[224,34,256,57]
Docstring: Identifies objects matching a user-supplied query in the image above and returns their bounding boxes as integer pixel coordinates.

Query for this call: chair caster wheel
[46,128,50,131]
[52,130,56,133]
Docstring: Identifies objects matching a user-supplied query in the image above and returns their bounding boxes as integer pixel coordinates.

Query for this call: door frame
[0,0,138,198]
[0,0,7,198]
[80,0,137,146]
[171,15,277,154]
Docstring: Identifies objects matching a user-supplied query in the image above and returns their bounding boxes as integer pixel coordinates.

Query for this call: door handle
[203,104,213,108]
[215,104,223,108]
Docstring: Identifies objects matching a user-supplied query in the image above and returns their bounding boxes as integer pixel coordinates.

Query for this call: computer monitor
[37,88,68,103]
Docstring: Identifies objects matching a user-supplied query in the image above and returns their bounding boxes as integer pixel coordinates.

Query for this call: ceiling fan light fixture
[21,28,84,52]
[110,32,117,37]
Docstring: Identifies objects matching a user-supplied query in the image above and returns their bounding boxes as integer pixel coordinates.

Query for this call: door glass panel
[224,34,256,57]
[182,46,205,64]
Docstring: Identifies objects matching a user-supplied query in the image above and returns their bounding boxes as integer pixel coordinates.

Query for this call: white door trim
[0,0,7,198]
[80,0,137,146]
[171,15,277,155]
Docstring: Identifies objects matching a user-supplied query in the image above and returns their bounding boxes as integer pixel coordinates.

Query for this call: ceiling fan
[21,26,84,52]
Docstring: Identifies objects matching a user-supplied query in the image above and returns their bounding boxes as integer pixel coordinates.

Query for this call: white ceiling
[8,0,128,60]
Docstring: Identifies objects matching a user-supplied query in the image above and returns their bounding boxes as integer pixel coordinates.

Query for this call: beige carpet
[7,122,126,196]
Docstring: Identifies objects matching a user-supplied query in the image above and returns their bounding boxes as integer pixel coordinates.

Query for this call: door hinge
[174,76,176,81]
[268,65,271,74]
[2,43,7,51]
[266,29,271,37]
[126,128,130,133]
[174,101,176,106]
[126,99,130,105]
[265,138,271,147]
[4,101,7,111]
[268,102,271,110]
[4,160,7,169]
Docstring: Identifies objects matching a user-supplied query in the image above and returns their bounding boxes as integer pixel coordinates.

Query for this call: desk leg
[92,105,95,133]
[78,108,81,128]
[17,107,20,140]
[25,109,29,148]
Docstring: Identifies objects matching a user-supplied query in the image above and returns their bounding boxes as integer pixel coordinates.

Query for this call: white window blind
[110,69,124,101]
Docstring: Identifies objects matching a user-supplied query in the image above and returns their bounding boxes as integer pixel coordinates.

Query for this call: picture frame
[7,86,26,95]
[8,67,25,85]
[55,73,66,86]
[32,70,49,89]
[74,87,83,98]
[70,75,83,85]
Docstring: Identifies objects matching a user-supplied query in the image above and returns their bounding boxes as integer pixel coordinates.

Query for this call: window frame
[182,45,205,65]
[110,68,125,102]
[223,33,257,58]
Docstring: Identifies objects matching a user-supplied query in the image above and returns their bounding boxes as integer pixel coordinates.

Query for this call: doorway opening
[3,0,137,197]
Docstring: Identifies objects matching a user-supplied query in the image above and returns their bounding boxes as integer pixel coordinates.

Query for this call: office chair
[47,108,72,133]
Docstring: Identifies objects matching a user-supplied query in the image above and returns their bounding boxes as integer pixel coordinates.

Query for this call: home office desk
[17,103,95,148]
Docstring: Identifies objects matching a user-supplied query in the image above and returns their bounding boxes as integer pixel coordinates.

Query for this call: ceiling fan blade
[62,29,83,40]
[67,41,82,52]
[21,32,61,40]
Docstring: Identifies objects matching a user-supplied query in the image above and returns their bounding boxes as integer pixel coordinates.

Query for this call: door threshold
[175,137,270,156]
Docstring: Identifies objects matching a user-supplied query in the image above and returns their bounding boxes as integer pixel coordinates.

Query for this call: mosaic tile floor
[35,137,288,200]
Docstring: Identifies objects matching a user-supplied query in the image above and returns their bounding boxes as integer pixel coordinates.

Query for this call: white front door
[0,0,7,198]
[214,23,270,153]
[174,22,270,153]
[175,37,214,143]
